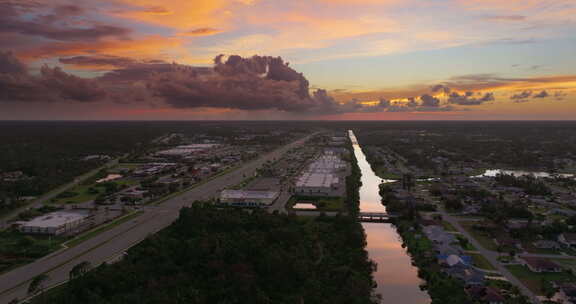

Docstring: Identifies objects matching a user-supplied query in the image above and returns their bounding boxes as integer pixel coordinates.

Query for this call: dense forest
[37,205,377,304]
[0,122,162,200]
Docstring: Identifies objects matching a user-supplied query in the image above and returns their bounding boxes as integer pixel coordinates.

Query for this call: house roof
[533,240,559,248]
[521,257,561,270]
[446,264,484,285]
[559,282,576,297]
[466,286,505,302]
[562,233,576,243]
[495,236,519,246]
[438,254,472,267]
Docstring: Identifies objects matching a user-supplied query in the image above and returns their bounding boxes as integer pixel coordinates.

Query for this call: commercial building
[294,150,347,197]
[220,190,279,207]
[295,173,340,196]
[133,163,177,177]
[156,144,220,158]
[18,211,88,236]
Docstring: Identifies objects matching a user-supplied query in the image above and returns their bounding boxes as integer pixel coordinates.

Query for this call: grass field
[52,185,102,204]
[113,178,140,186]
[374,167,401,180]
[457,235,478,251]
[468,253,496,270]
[506,264,576,295]
[459,221,499,251]
[52,178,139,205]
[441,221,458,232]
[115,163,142,170]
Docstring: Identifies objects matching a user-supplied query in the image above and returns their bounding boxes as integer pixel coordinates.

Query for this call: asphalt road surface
[0,133,316,303]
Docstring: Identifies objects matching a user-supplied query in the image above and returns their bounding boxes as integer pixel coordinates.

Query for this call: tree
[69,261,92,280]
[28,274,49,297]
[541,278,557,300]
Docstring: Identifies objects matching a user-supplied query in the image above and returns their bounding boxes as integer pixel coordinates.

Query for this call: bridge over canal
[358,212,398,223]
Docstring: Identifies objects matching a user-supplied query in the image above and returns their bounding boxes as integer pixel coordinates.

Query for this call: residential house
[466,286,505,304]
[559,233,576,248]
[494,236,521,250]
[445,263,485,286]
[435,243,464,256]
[533,240,560,250]
[423,225,457,245]
[438,254,472,267]
[554,282,576,304]
[520,257,562,273]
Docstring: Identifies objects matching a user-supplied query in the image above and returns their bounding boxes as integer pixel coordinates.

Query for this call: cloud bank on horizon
[0,51,501,114]
[0,0,575,119]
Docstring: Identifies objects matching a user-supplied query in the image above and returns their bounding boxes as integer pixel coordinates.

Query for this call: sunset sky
[0,0,575,120]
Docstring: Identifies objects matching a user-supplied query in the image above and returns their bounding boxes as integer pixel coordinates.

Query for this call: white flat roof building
[19,211,88,236]
[296,173,339,188]
[220,190,279,207]
[307,155,346,174]
[294,150,346,197]
[156,144,220,157]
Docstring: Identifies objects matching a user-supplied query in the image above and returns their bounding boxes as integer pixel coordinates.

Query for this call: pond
[292,202,317,209]
[96,174,122,183]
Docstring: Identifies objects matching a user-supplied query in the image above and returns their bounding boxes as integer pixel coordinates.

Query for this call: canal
[349,130,431,303]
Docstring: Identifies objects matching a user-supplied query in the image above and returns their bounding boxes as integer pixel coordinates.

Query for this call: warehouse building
[295,172,340,196]
[294,150,347,197]
[220,190,279,207]
[18,211,88,236]
[155,144,220,158]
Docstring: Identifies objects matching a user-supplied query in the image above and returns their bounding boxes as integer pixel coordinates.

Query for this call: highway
[0,133,316,303]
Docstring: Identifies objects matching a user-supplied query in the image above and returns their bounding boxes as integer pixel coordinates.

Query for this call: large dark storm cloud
[448,91,494,105]
[0,51,105,102]
[146,55,333,112]
[0,1,130,42]
[0,51,509,114]
[0,52,345,113]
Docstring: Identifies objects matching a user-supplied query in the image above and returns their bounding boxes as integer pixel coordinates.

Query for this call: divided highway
[0,133,316,303]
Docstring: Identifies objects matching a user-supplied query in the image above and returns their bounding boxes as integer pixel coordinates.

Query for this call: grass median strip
[64,211,144,248]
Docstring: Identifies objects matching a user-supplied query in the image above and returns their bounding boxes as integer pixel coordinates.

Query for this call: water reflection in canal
[349,130,431,304]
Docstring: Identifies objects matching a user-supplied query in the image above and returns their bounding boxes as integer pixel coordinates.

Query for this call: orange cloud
[318,0,405,5]
[179,28,224,37]
[19,35,185,62]
[330,74,576,103]
[112,0,242,30]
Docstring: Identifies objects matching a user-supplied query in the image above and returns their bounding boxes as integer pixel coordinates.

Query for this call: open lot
[468,252,496,270]
[459,221,499,251]
[506,264,576,295]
